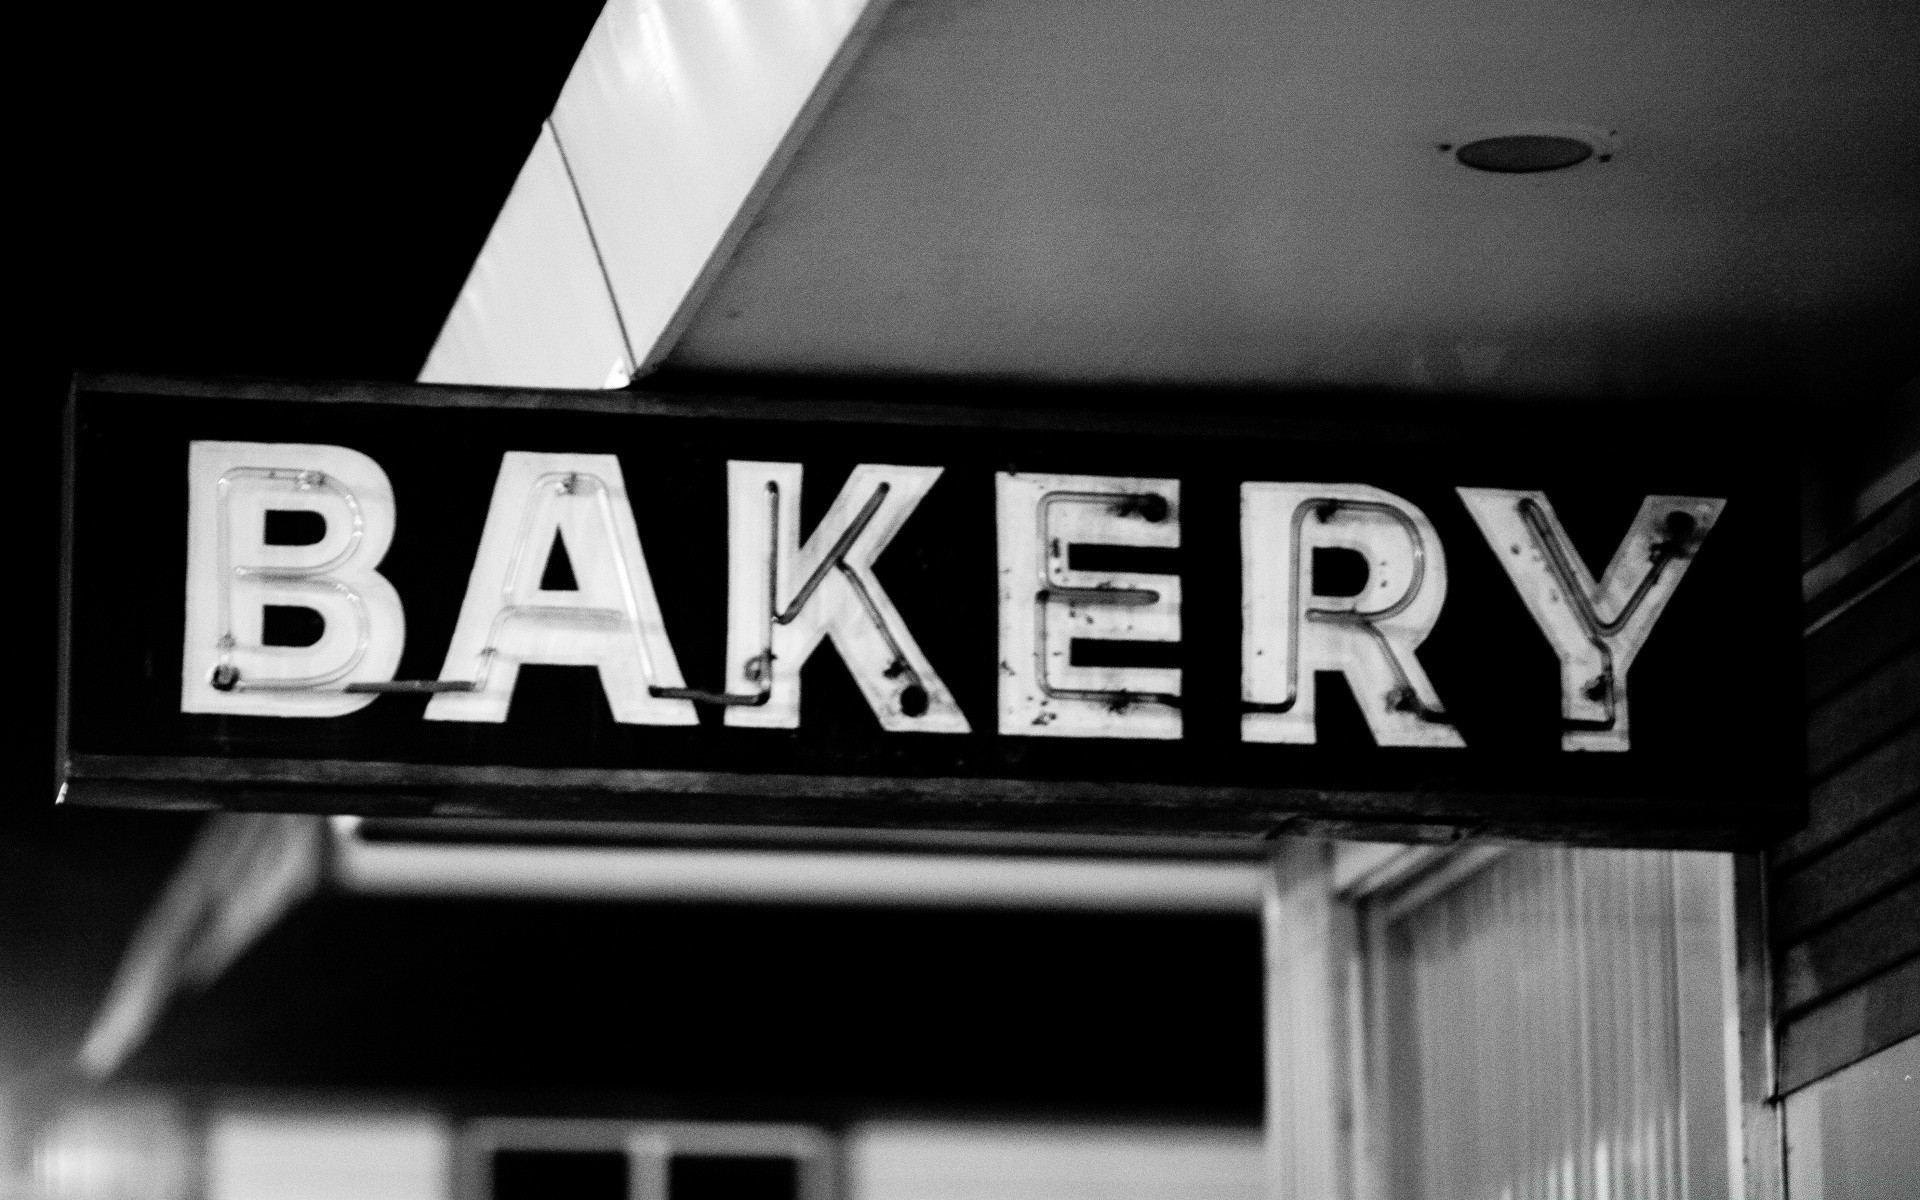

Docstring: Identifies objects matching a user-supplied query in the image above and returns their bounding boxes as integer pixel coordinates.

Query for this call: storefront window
[464,1120,825,1200]
[1360,848,1737,1200]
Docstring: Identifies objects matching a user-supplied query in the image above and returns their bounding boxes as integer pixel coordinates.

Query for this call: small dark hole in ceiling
[1455,134,1594,173]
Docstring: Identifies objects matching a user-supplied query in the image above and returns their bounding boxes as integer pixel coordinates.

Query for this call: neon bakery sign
[59,375,1799,843]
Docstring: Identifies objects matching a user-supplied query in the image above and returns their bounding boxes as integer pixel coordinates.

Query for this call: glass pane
[1375,848,1731,1200]
[493,1149,627,1200]
[669,1155,797,1200]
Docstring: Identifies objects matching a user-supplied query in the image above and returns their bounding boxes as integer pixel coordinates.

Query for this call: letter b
[182,441,405,717]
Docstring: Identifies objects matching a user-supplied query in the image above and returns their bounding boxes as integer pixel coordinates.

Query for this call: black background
[118,898,1264,1120]
[66,379,1802,841]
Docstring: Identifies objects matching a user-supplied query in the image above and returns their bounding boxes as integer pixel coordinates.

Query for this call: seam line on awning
[548,117,638,380]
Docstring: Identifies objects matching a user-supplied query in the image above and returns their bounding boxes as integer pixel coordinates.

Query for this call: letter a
[425,453,695,725]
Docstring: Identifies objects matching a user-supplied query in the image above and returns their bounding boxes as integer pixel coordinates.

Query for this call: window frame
[459,1118,834,1200]
[1329,843,1749,1200]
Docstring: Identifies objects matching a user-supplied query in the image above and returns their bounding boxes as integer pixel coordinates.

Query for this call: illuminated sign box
[59,375,1801,847]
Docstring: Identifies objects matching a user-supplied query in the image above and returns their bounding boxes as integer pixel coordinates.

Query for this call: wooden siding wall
[1774,481,1920,1092]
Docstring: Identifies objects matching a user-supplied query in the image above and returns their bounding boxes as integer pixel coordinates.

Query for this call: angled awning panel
[419,123,632,389]
[419,0,880,388]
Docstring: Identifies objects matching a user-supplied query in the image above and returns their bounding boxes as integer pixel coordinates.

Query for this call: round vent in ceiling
[1438,124,1620,174]
[1457,135,1591,172]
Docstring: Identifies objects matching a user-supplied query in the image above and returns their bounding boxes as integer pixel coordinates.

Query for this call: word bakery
[182,441,1723,752]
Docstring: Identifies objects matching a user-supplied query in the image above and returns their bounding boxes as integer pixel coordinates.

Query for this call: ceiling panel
[667,0,1920,398]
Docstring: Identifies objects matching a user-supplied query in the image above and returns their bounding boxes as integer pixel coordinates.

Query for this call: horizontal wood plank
[1806,641,1920,780]
[1803,484,1918,610]
[1778,877,1920,1015]
[1779,482,1916,1096]
[1777,952,1920,1093]
[1772,798,1920,944]
[1804,559,1920,705]
[1775,719,1920,867]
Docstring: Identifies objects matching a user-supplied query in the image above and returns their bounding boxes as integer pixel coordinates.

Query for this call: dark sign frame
[59,373,1803,848]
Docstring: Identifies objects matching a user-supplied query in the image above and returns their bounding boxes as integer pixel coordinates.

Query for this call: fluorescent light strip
[330,817,1265,913]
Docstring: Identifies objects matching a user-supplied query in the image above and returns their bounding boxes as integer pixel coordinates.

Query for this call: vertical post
[1265,838,1354,1200]
[627,1131,669,1200]
[1732,852,1785,1200]
[1672,851,1741,1200]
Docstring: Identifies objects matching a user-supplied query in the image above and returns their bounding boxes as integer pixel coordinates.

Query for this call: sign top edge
[69,371,1779,456]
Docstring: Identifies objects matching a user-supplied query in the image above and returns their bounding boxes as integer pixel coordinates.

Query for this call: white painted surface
[30,1097,194,1200]
[1263,841,1349,1200]
[420,0,878,387]
[847,1122,1263,1200]
[1784,1033,1920,1200]
[418,124,631,390]
[206,1113,449,1200]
